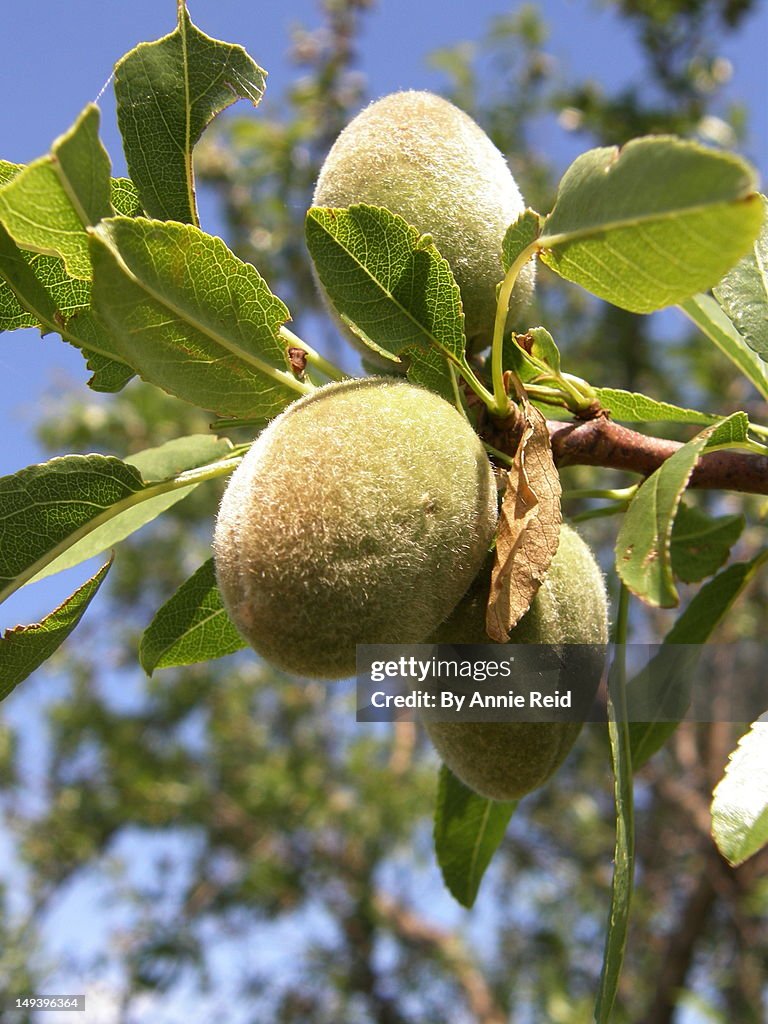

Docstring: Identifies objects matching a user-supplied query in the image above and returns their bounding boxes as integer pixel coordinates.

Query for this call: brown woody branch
[374,892,507,1024]
[643,849,718,1024]
[547,417,768,495]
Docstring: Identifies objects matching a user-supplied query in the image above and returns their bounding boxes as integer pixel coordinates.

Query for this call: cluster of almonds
[213,92,608,801]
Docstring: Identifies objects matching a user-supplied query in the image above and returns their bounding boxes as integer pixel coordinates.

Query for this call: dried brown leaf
[486,398,562,642]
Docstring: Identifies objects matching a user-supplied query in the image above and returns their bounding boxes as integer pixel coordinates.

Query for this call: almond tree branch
[374,892,507,1024]
[547,418,768,494]
[643,848,718,1024]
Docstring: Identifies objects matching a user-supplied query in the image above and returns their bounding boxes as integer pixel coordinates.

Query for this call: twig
[547,418,768,495]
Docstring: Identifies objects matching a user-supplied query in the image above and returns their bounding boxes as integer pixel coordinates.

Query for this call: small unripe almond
[313,90,534,355]
[424,525,608,800]
[213,378,498,680]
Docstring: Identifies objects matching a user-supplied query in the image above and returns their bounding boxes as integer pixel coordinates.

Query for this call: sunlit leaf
[615,413,747,606]
[90,217,303,418]
[0,168,141,390]
[525,326,561,375]
[0,439,235,602]
[501,208,540,270]
[114,6,266,225]
[140,558,246,675]
[0,105,111,279]
[713,194,768,363]
[594,387,720,426]
[540,137,762,312]
[0,560,111,700]
[712,715,768,866]
[681,292,768,402]
[306,204,466,365]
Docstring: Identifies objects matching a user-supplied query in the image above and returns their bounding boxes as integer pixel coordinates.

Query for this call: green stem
[448,363,466,417]
[490,242,538,417]
[523,383,569,401]
[556,372,598,412]
[522,384,574,410]
[570,502,630,523]
[594,582,635,1023]
[708,439,768,457]
[483,442,514,467]
[456,357,496,409]
[279,326,348,382]
[564,486,639,502]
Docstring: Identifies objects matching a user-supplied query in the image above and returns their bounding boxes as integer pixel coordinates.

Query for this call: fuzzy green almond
[312,90,535,357]
[213,377,499,679]
[424,525,609,800]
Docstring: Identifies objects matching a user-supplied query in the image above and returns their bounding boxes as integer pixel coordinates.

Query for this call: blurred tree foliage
[1,1,767,1022]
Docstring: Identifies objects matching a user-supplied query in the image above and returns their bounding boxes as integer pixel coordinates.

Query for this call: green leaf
[502,333,541,383]
[0,229,128,383]
[33,436,234,585]
[434,764,516,909]
[712,715,768,867]
[0,439,235,602]
[89,216,303,418]
[665,557,765,647]
[615,414,746,607]
[140,559,246,675]
[0,160,21,187]
[501,208,540,271]
[0,219,61,330]
[0,160,57,330]
[404,346,456,404]
[0,173,140,333]
[713,194,768,363]
[670,502,744,583]
[0,173,140,390]
[0,245,90,332]
[0,105,111,280]
[114,6,266,225]
[501,327,568,389]
[594,387,721,426]
[0,560,111,701]
[126,434,232,481]
[0,456,140,602]
[81,350,135,394]
[64,311,135,393]
[110,177,143,219]
[539,137,762,313]
[595,623,635,1024]
[526,326,561,375]
[306,205,466,365]
[628,555,767,768]
[680,293,768,403]
[707,411,749,446]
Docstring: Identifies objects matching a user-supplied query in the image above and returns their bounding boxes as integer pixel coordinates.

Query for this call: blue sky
[0,3,766,1018]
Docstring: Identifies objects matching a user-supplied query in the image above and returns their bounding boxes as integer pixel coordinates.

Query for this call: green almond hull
[214,378,498,679]
[313,90,534,357]
[424,525,609,800]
